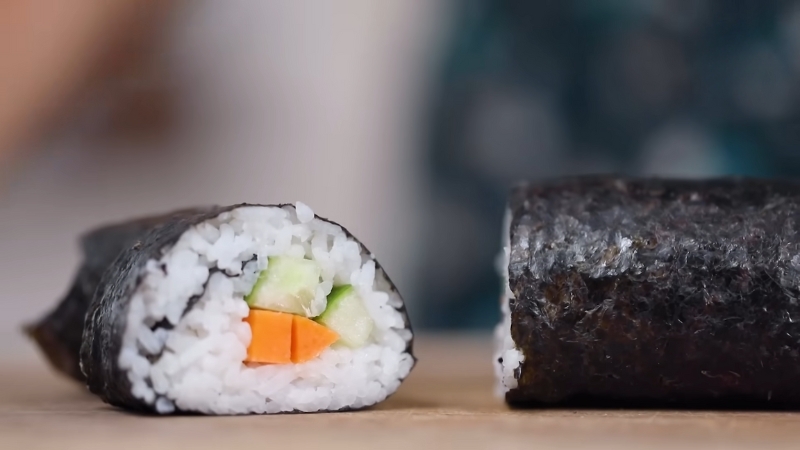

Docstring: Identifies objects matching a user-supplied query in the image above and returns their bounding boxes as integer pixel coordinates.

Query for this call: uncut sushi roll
[34,203,415,414]
[495,176,800,408]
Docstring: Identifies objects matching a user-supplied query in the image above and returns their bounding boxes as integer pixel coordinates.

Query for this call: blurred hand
[0,0,170,172]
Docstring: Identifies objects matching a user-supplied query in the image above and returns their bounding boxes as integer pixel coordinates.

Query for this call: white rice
[493,208,524,396]
[118,203,414,414]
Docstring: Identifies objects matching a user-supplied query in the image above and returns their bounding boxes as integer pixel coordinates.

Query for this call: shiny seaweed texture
[506,176,800,408]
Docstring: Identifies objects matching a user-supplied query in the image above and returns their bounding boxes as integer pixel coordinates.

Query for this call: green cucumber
[316,285,374,348]
[246,256,322,316]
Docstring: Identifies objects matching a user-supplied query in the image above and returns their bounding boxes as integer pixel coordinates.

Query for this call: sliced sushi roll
[34,203,414,414]
[496,176,800,408]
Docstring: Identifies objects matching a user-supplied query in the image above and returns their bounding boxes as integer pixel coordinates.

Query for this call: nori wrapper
[505,176,800,408]
[28,204,413,412]
[24,211,193,381]
[81,205,234,410]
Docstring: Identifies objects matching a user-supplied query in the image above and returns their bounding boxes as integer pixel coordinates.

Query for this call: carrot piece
[291,315,339,363]
[244,310,293,364]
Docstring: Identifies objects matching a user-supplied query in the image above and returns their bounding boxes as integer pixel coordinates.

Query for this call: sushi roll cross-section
[31,203,415,415]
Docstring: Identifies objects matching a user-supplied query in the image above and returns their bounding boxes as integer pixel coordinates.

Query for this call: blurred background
[2,0,799,354]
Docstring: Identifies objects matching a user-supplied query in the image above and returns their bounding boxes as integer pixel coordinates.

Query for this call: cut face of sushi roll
[79,203,414,414]
[495,176,800,408]
[493,208,524,397]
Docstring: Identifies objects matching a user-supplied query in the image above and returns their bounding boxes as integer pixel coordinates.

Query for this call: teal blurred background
[419,0,800,329]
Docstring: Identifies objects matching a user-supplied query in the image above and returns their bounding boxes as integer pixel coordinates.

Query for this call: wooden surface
[4,334,800,449]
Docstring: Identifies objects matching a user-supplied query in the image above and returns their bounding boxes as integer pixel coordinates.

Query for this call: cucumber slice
[316,285,374,348]
[246,256,322,316]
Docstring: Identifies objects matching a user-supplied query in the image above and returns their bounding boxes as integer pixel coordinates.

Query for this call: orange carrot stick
[291,315,339,363]
[244,310,293,364]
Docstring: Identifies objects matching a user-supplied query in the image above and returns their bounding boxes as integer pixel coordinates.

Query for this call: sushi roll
[34,203,415,414]
[495,176,800,408]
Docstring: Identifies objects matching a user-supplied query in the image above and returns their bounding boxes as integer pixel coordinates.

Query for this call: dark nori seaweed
[505,176,800,408]
[80,206,234,411]
[24,211,190,381]
[32,204,415,413]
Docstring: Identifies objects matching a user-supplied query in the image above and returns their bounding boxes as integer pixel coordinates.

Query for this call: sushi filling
[493,208,524,396]
[118,203,413,414]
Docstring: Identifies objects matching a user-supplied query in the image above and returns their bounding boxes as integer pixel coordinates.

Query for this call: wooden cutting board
[3,334,800,449]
